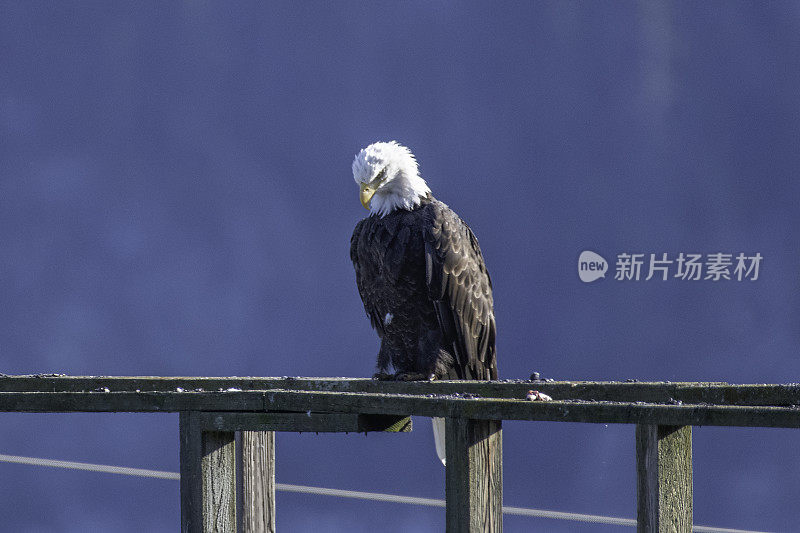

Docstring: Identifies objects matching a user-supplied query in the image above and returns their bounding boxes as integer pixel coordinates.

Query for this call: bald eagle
[350,141,497,464]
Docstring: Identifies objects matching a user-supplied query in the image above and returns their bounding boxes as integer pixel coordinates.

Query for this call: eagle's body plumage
[349,141,497,465]
[350,196,497,381]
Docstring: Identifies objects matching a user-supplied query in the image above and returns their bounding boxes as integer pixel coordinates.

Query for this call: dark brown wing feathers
[423,202,496,380]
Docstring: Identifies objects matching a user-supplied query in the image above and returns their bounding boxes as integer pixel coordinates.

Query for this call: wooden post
[203,431,236,532]
[180,412,203,532]
[636,425,692,532]
[241,431,276,533]
[180,412,237,532]
[445,418,502,532]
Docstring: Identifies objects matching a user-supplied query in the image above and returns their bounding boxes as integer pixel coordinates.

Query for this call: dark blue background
[1,2,798,531]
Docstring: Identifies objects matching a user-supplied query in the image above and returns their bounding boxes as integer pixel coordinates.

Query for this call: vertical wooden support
[203,431,237,531]
[180,412,203,533]
[445,418,503,532]
[241,431,276,533]
[636,425,693,532]
[180,412,237,532]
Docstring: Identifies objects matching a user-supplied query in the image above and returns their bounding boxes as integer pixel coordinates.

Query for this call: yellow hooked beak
[360,182,376,210]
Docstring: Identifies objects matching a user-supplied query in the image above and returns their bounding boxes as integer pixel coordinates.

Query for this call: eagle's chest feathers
[361,211,423,276]
[357,208,430,318]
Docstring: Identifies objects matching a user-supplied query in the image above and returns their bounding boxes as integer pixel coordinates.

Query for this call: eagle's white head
[352,141,432,217]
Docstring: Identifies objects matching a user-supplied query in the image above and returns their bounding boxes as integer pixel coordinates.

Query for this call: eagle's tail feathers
[432,417,446,466]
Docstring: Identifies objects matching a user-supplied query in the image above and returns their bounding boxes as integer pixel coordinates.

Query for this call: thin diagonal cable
[0,453,180,480]
[0,453,771,533]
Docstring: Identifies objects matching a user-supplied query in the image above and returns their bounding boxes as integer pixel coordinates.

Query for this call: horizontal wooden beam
[197,412,412,433]
[0,389,798,427]
[2,376,800,406]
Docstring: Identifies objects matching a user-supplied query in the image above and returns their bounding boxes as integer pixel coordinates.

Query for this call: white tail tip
[432,417,446,466]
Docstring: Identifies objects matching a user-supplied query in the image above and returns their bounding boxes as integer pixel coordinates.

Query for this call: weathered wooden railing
[1,376,798,532]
